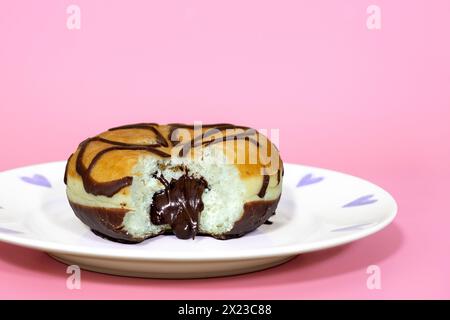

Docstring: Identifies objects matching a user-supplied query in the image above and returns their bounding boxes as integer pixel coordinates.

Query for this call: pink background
[0,0,449,299]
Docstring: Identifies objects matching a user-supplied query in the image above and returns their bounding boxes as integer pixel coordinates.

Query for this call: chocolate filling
[149,173,208,240]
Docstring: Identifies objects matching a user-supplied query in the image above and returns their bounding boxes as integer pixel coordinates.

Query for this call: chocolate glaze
[214,196,280,239]
[65,124,171,197]
[258,174,270,198]
[68,201,149,243]
[109,123,169,147]
[168,123,259,156]
[78,143,169,197]
[90,229,144,244]
[65,123,276,200]
[109,122,158,130]
[69,197,280,242]
[178,131,260,157]
[63,153,73,185]
[168,123,251,146]
[150,173,208,239]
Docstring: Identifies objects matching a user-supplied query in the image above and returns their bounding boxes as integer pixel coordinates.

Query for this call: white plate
[0,161,397,278]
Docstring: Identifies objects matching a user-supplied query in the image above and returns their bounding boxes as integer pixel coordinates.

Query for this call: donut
[64,123,283,242]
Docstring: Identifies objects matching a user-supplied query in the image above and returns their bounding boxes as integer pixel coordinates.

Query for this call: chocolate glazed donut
[65,123,283,242]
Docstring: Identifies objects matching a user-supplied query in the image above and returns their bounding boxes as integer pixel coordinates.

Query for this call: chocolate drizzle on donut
[258,174,270,198]
[64,123,281,201]
[63,153,73,185]
[149,172,208,239]
[168,123,258,155]
[64,123,171,197]
[109,123,169,147]
[168,123,250,145]
[177,129,260,157]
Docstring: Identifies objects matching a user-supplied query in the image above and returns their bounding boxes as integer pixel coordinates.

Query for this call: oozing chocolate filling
[149,173,208,239]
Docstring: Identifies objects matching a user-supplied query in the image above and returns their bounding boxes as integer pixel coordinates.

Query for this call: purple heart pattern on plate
[20,174,52,188]
[296,173,380,232]
[0,227,22,234]
[296,173,324,187]
[342,194,378,208]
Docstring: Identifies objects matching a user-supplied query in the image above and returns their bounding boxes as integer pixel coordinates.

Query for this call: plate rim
[0,161,398,261]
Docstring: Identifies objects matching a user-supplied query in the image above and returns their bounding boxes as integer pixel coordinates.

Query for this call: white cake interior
[123,148,246,238]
